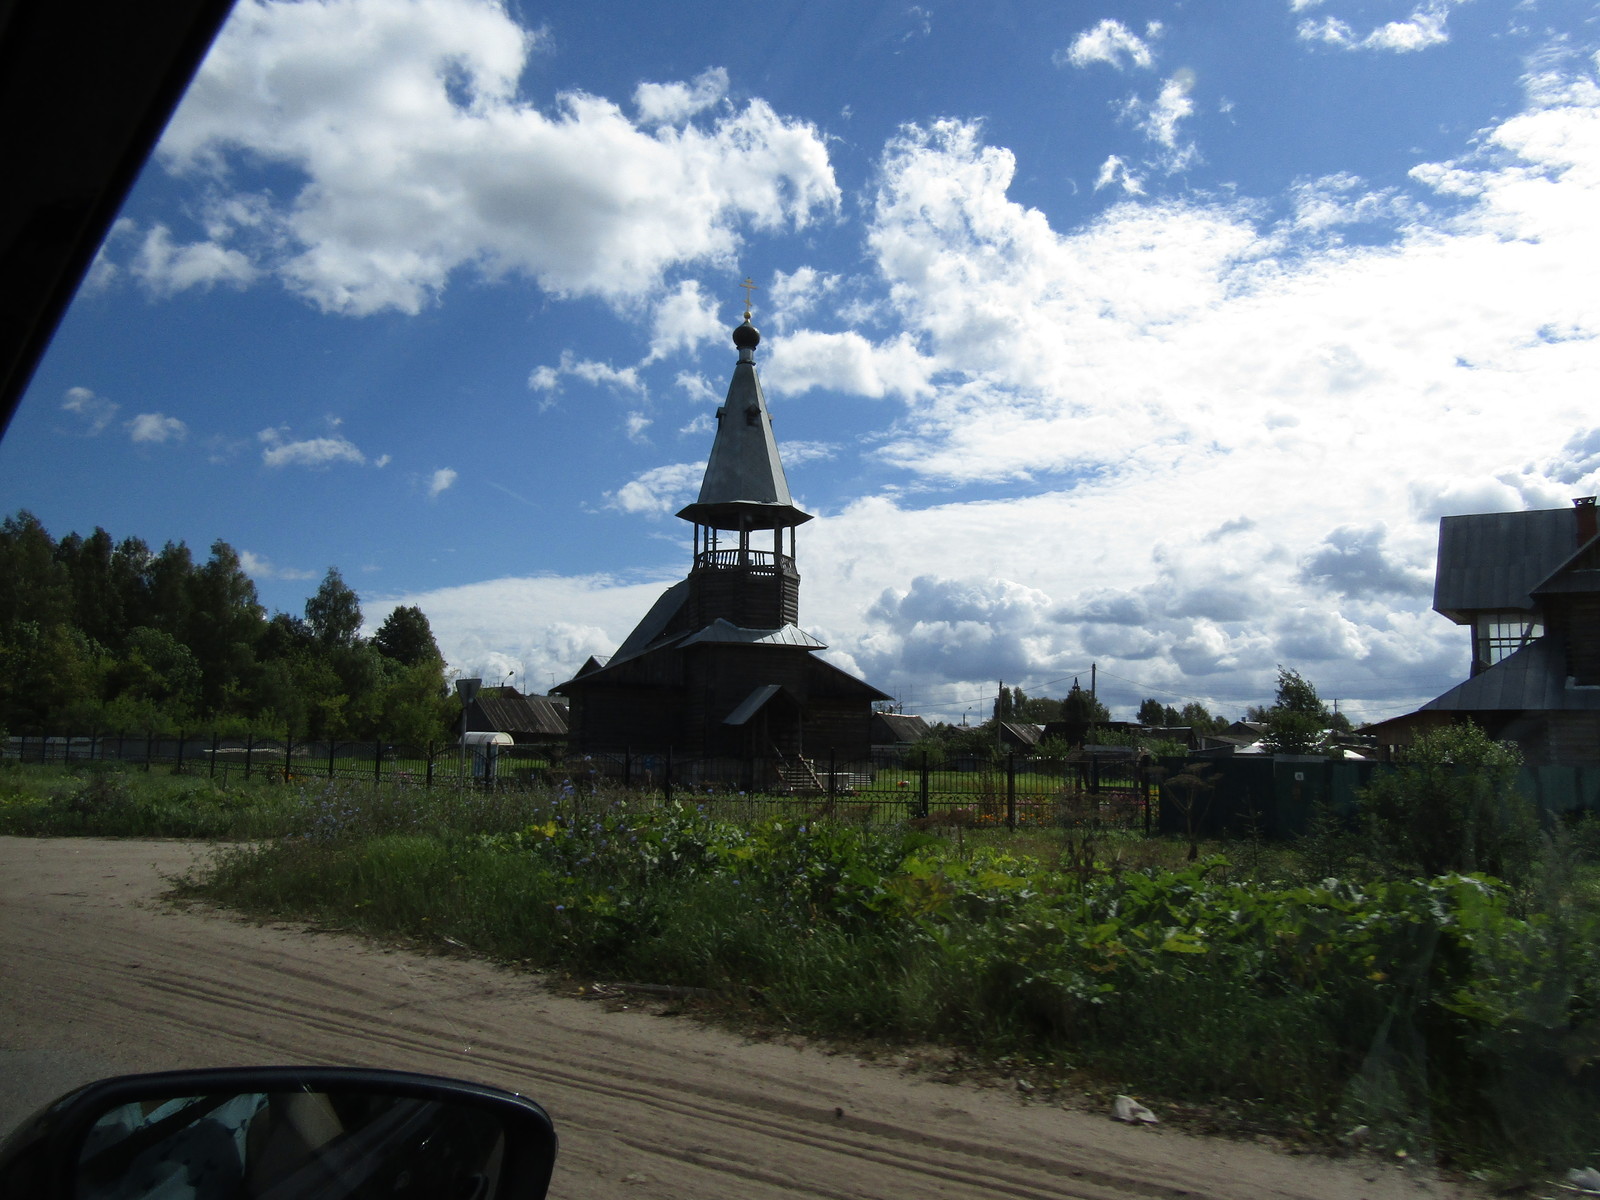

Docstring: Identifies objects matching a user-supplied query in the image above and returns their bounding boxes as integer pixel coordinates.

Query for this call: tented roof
[677,320,812,532]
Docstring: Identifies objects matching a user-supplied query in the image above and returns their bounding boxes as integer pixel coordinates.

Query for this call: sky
[4,0,1600,726]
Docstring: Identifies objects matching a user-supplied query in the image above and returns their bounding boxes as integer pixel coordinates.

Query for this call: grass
[2,759,1595,1180]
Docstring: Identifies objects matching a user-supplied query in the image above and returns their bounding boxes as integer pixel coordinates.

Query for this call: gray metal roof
[676,325,813,532]
[677,619,826,649]
[1434,507,1581,621]
[1420,637,1600,713]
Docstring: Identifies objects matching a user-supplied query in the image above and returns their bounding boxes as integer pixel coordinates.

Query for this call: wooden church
[554,305,888,773]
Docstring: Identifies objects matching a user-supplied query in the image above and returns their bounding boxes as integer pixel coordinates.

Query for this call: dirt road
[0,837,1476,1199]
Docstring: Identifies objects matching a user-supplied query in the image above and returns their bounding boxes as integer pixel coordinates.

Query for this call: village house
[456,680,568,749]
[1367,497,1600,766]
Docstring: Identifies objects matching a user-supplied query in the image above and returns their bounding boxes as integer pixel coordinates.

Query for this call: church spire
[675,286,811,630]
[675,301,812,533]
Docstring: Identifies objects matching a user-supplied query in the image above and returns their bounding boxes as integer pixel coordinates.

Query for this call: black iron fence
[4,733,1155,832]
[34,735,1597,838]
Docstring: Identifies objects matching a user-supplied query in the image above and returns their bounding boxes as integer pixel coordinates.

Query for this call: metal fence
[4,733,1156,833]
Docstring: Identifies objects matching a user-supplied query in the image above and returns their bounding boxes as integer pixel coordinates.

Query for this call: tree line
[0,511,454,744]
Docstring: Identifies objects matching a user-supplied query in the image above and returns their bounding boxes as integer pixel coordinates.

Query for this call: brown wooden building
[1366,497,1600,765]
[554,311,888,773]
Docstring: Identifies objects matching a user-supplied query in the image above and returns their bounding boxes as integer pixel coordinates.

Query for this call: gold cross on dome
[739,276,759,312]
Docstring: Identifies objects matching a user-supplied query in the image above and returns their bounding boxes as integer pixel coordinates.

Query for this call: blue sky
[5,0,1600,724]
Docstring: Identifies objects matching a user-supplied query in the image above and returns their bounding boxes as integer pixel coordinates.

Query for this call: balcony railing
[694,549,794,572]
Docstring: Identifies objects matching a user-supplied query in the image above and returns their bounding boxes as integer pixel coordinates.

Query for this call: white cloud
[531,351,647,397]
[131,224,257,297]
[645,279,725,362]
[674,371,717,406]
[154,0,838,315]
[60,387,119,436]
[625,412,653,443]
[604,461,705,516]
[1297,2,1463,53]
[1094,154,1145,195]
[779,440,838,466]
[763,330,935,400]
[1288,172,1419,233]
[240,550,316,581]
[766,266,842,331]
[1136,71,1196,151]
[634,67,728,125]
[428,467,458,498]
[1056,19,1155,71]
[126,413,189,444]
[258,426,368,468]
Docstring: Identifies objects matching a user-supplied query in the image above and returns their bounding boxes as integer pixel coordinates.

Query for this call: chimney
[1575,496,1598,547]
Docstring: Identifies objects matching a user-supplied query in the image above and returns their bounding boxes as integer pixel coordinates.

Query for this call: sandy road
[0,837,1476,1200]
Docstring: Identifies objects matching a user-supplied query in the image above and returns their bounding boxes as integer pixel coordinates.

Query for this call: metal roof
[1420,638,1600,713]
[1433,507,1580,621]
[676,326,812,532]
[677,619,827,649]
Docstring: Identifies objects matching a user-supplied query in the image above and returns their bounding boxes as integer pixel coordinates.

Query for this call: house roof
[1419,637,1600,713]
[676,318,813,533]
[1434,506,1583,622]
[997,720,1044,747]
[610,579,689,663]
[464,690,569,737]
[871,712,931,744]
[1531,534,1600,597]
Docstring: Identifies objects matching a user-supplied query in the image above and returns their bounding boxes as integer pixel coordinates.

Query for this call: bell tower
[675,305,812,631]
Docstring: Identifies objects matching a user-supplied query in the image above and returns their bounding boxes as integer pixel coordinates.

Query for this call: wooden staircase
[772,748,824,793]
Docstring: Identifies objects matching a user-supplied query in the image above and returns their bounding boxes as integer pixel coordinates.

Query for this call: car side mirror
[0,1066,557,1200]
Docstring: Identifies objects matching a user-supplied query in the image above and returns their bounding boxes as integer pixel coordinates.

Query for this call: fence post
[145,730,154,773]
[828,748,837,805]
[90,730,100,764]
[284,737,293,784]
[918,757,930,819]
[210,731,219,779]
[176,729,185,774]
[245,734,254,782]
[663,746,673,806]
[1006,751,1017,830]
[1141,756,1152,837]
[117,730,125,765]
[328,739,336,780]
[426,741,435,790]
[374,739,383,788]
[623,747,631,790]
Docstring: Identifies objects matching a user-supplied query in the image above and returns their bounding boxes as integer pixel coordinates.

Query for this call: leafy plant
[1360,724,1537,883]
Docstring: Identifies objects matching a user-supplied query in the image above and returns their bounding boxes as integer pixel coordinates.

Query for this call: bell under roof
[676,314,813,533]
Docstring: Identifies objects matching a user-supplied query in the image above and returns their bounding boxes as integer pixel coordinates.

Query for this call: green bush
[1360,724,1538,883]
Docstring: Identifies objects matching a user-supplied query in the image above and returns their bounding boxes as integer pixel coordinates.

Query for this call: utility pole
[1091,663,1097,696]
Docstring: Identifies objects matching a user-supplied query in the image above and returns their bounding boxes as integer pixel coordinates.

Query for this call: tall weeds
[175,787,1600,1174]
